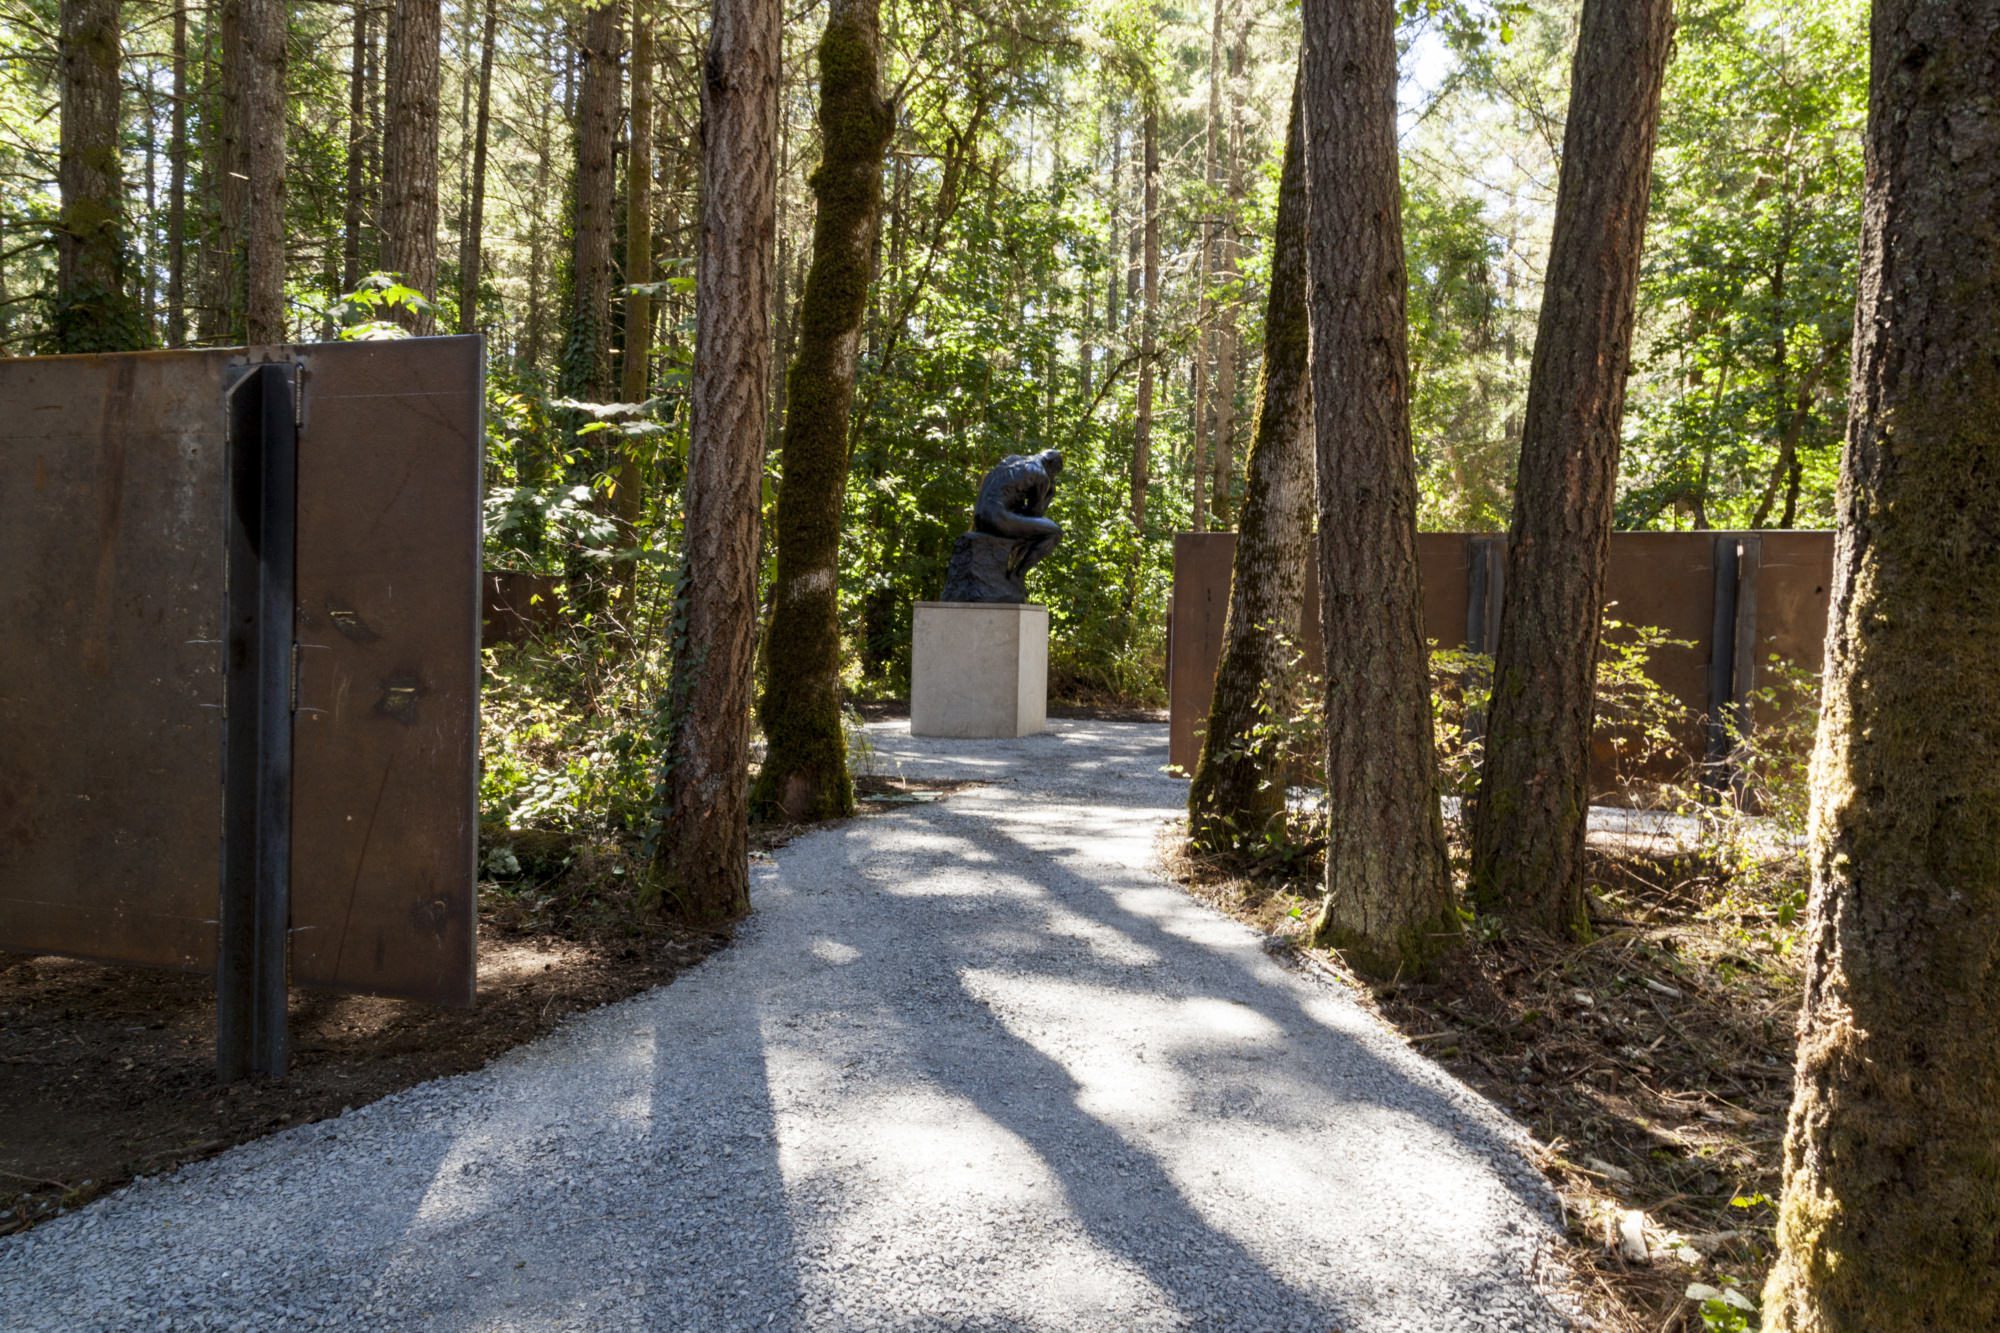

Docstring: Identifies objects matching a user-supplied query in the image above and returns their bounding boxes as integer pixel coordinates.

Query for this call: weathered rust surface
[1169,529,1836,791]
[0,349,237,972]
[1,340,481,1006]
[288,337,481,1005]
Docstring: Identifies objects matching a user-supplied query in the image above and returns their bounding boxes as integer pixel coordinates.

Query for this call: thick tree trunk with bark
[1188,71,1310,854]
[561,0,621,402]
[379,0,440,329]
[456,0,496,333]
[55,0,145,351]
[647,0,777,925]
[1763,4,2000,1327]
[1467,0,1674,937]
[1131,101,1158,532]
[750,0,892,824]
[220,0,286,342]
[1301,0,1455,976]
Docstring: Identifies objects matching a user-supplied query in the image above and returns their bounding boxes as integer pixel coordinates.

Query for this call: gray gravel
[1,720,1575,1331]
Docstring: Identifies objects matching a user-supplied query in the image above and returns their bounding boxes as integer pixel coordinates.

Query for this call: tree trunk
[1210,13,1246,527]
[1188,68,1310,854]
[379,0,440,329]
[561,0,621,403]
[166,0,188,344]
[1301,0,1455,976]
[455,0,495,333]
[340,0,368,296]
[1467,0,1674,937]
[647,0,777,925]
[524,73,552,377]
[220,0,285,343]
[55,0,145,351]
[1763,4,2000,1327]
[617,0,653,521]
[1131,99,1158,533]
[750,0,892,824]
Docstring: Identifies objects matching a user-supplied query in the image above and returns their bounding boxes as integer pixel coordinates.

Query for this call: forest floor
[2,721,1573,1331]
[0,772,957,1238]
[1171,820,1804,1332]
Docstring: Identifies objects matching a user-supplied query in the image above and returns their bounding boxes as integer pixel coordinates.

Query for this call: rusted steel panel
[1168,529,1836,799]
[287,338,481,1006]
[0,349,237,972]
[1167,534,1235,772]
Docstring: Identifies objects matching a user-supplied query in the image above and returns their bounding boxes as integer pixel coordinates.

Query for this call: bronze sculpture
[940,449,1064,603]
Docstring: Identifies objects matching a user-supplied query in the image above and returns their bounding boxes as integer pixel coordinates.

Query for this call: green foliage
[1620,0,1865,529]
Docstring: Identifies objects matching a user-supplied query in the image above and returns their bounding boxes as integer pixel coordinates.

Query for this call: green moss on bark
[750,0,892,824]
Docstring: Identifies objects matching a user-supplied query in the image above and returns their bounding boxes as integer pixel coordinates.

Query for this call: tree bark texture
[456,0,496,333]
[340,0,368,297]
[1131,101,1158,533]
[220,0,286,342]
[750,0,892,824]
[166,0,189,345]
[616,0,654,525]
[648,0,778,925]
[1210,14,1246,527]
[55,0,145,351]
[1467,0,1674,937]
[1188,69,1311,854]
[379,0,440,330]
[1300,0,1455,976]
[561,0,622,402]
[1764,3,2000,1327]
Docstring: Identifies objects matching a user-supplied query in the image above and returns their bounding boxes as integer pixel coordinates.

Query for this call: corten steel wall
[0,349,237,971]
[0,339,482,1005]
[1168,531,1835,796]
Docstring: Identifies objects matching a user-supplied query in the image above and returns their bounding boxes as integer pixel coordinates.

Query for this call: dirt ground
[1169,835,1803,1332]
[1,774,957,1237]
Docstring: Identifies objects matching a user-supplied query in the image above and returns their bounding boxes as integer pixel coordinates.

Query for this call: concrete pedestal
[910,601,1048,738]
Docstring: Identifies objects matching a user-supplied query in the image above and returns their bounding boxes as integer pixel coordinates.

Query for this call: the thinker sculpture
[941,449,1064,603]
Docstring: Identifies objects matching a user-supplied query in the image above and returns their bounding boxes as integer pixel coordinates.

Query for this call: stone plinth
[910,601,1048,738]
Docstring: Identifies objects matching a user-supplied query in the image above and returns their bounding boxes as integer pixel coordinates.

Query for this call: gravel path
[2,721,1573,1332]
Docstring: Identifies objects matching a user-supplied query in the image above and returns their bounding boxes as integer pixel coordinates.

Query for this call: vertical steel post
[218,364,295,1080]
[1704,533,1761,801]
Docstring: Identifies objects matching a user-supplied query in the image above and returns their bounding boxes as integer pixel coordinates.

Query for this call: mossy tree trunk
[1300,0,1456,977]
[560,0,620,403]
[1188,69,1310,855]
[750,0,892,824]
[1467,0,1674,938]
[1763,3,2000,1327]
[54,0,146,351]
[646,0,777,926]
[380,0,440,331]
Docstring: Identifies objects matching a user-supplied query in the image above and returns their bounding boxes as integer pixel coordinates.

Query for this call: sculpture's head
[1035,448,1065,482]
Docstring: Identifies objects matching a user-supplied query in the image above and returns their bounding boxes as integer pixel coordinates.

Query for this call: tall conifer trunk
[1467,0,1674,937]
[1301,0,1456,975]
[561,1,621,403]
[1131,100,1158,533]
[751,0,892,823]
[166,0,188,344]
[1764,3,2000,1326]
[340,0,368,297]
[379,0,440,329]
[456,0,496,333]
[616,0,653,527]
[1188,69,1310,852]
[648,0,777,924]
[220,0,285,342]
[55,0,145,350]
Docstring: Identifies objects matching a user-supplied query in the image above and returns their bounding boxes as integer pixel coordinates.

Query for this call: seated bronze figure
[941,449,1064,603]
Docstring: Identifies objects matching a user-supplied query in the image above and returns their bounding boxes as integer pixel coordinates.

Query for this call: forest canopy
[0,0,1864,698]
